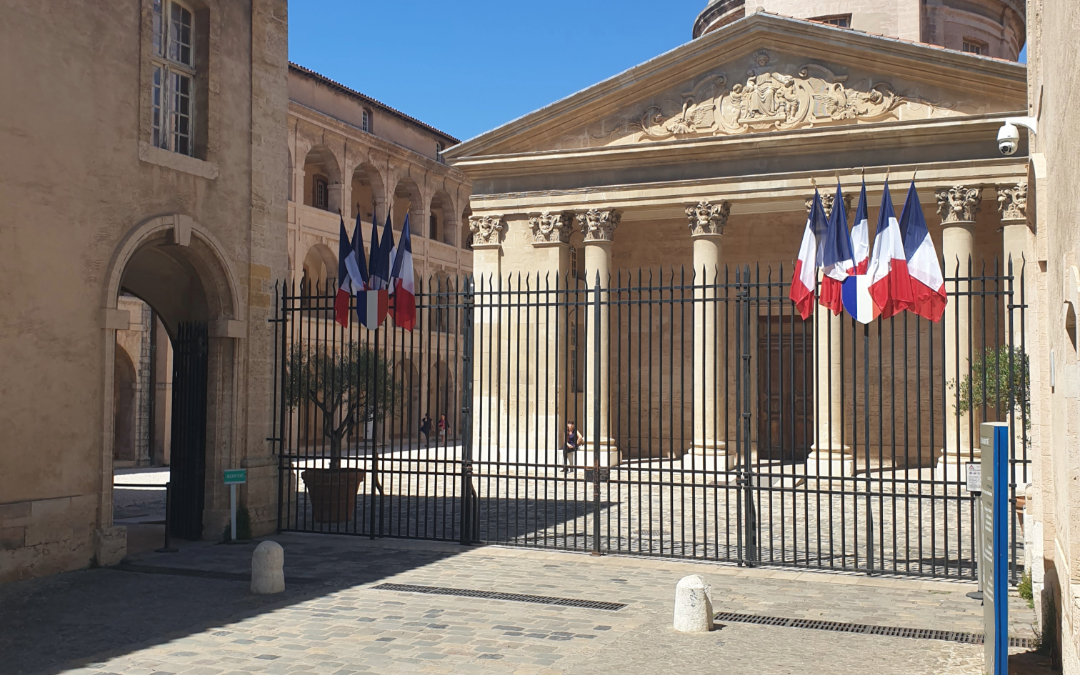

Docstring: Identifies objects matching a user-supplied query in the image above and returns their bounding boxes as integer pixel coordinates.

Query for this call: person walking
[437,414,449,443]
[563,420,583,474]
[420,413,433,447]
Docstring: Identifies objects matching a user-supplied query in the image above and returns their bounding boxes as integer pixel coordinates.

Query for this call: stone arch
[350,162,386,221]
[301,242,337,294]
[303,144,342,212]
[396,357,422,440]
[429,190,456,246]
[428,360,456,442]
[101,214,242,542]
[392,175,424,231]
[113,345,138,463]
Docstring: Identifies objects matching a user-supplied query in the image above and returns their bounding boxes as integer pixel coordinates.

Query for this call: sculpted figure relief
[469,214,505,247]
[686,201,731,236]
[997,181,1028,222]
[936,187,983,223]
[528,212,572,244]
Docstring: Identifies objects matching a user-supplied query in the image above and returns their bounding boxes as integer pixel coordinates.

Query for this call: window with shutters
[151,0,196,156]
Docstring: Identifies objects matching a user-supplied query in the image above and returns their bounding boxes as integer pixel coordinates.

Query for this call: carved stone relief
[528,212,572,245]
[804,192,853,219]
[576,209,621,243]
[997,181,1028,222]
[468,214,505,247]
[936,187,983,224]
[686,201,731,236]
[561,51,970,150]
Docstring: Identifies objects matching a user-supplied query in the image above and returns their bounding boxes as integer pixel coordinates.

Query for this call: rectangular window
[362,110,371,133]
[436,142,445,164]
[814,14,851,28]
[150,0,196,156]
[963,39,986,55]
[314,176,329,210]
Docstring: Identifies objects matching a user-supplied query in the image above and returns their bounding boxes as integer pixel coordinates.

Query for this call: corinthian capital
[936,186,982,224]
[468,214,505,247]
[685,201,731,236]
[528,212,572,245]
[997,180,1028,222]
[576,208,621,243]
[805,192,853,219]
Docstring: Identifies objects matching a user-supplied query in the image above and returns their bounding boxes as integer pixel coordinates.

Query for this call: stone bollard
[673,574,713,632]
[251,541,285,594]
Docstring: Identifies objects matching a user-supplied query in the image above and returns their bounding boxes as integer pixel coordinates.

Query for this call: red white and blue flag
[334,214,366,328]
[851,180,870,274]
[866,182,913,319]
[790,190,830,320]
[819,182,856,315]
[356,209,389,330]
[898,180,947,322]
[389,214,417,330]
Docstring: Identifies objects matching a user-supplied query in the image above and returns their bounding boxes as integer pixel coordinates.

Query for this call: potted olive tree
[285,340,399,523]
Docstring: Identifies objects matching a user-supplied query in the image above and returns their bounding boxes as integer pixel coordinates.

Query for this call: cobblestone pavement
[0,533,1052,675]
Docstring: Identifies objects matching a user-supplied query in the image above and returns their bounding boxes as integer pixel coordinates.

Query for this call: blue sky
[289,1,1027,143]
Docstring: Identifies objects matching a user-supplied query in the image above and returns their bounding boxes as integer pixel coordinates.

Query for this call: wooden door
[757,316,813,463]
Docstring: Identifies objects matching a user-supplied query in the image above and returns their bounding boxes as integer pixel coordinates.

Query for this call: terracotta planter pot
[301,468,365,523]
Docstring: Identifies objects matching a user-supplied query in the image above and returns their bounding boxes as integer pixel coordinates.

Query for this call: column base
[805,447,853,479]
[581,439,619,467]
[935,447,978,484]
[682,443,734,476]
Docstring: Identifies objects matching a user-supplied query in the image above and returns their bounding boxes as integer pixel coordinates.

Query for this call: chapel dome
[692,0,1026,62]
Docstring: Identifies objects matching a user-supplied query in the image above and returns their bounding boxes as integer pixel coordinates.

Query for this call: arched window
[151,0,197,156]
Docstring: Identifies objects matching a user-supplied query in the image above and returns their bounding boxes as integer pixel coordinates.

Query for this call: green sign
[223,469,247,485]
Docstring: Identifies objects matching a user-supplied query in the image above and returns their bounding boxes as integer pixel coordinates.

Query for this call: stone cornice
[444,13,1026,160]
[465,159,1028,216]
[449,114,1025,183]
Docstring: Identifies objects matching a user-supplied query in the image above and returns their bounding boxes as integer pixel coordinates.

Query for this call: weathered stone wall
[1025,0,1080,669]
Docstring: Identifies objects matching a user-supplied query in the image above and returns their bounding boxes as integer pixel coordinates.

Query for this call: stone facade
[694,0,1026,62]
[1023,0,1080,669]
[0,0,289,583]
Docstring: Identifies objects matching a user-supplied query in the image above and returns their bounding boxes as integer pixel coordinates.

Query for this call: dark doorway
[169,322,208,539]
[756,315,813,463]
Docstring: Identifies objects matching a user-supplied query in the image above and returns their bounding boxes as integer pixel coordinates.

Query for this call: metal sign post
[223,469,247,541]
[980,423,1009,675]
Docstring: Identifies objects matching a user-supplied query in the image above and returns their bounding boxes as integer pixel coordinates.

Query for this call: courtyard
[0,534,1051,675]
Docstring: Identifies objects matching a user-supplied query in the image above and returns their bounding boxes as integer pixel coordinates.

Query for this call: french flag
[333,214,365,328]
[898,180,947,322]
[866,182,913,319]
[851,180,870,274]
[389,214,417,330]
[356,209,389,330]
[789,190,830,320]
[819,182,856,315]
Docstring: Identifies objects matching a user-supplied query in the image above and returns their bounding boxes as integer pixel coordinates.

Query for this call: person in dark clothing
[563,420,583,474]
[420,413,433,446]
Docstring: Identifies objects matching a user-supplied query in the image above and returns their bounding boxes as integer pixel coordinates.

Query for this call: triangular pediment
[445,13,1026,159]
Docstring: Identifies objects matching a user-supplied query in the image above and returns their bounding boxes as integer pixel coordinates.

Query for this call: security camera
[996,116,1038,156]
[997,122,1020,156]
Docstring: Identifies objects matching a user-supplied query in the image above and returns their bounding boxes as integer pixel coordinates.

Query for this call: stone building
[446,6,1030,476]
[1022,0,1080,667]
[0,0,289,582]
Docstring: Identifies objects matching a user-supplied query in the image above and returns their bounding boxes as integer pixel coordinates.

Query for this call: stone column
[468,214,505,463]
[683,201,734,476]
[576,208,621,467]
[997,181,1031,489]
[529,213,573,467]
[327,183,346,215]
[936,186,982,481]
[806,195,852,479]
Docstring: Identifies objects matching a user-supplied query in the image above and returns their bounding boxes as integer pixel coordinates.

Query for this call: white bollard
[251,541,285,594]
[673,574,714,632]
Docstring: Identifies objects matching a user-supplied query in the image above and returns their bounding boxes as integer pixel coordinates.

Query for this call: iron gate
[170,321,208,540]
[272,259,1028,581]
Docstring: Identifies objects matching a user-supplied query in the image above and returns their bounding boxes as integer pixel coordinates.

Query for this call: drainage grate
[372,583,626,612]
[714,612,1031,649]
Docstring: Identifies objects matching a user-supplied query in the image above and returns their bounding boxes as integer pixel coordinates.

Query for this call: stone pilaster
[936,186,982,481]
[468,214,505,461]
[576,208,621,466]
[684,201,734,476]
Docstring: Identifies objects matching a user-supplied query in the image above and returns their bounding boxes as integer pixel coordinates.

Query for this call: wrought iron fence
[270,258,1028,581]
